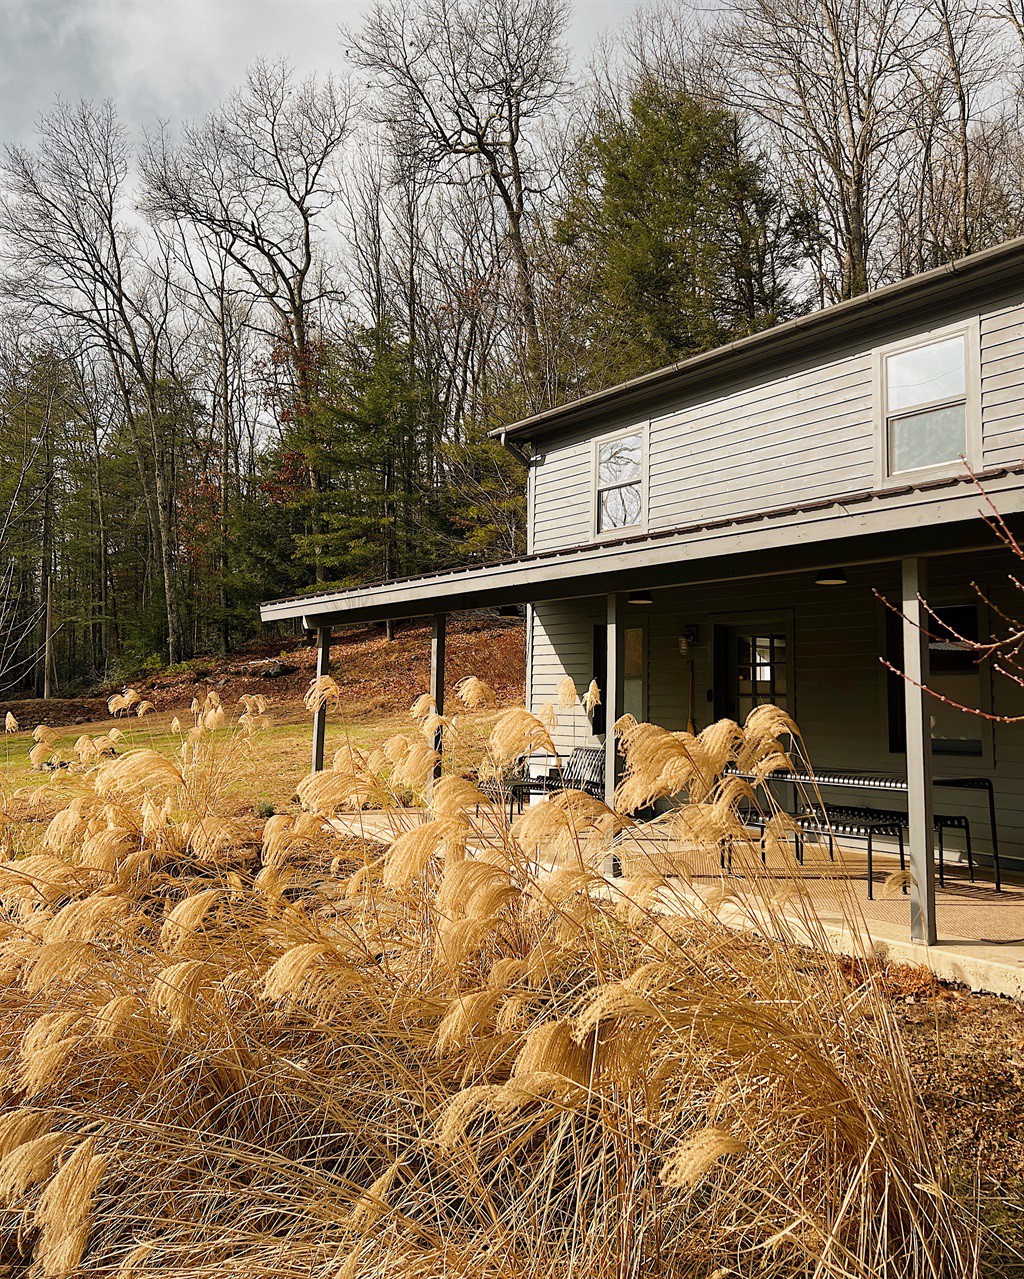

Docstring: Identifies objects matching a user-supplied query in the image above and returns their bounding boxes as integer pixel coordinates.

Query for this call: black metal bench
[482,747,606,821]
[794,804,905,899]
[738,803,903,880]
[796,803,974,899]
[510,746,606,808]
[726,765,1001,892]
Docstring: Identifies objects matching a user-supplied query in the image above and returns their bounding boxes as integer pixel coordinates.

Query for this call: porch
[326,803,1024,998]
[261,468,1023,954]
[617,823,1023,997]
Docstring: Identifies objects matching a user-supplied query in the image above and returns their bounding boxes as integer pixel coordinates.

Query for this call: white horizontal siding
[530,293,1023,552]
[530,600,603,755]
[531,427,595,552]
[981,303,1024,470]
[649,355,874,528]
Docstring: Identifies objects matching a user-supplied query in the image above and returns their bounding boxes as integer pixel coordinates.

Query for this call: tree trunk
[35,426,53,697]
[219,320,232,655]
[42,573,53,700]
[145,398,181,666]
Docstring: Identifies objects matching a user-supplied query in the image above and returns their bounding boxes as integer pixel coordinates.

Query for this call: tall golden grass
[0,685,979,1277]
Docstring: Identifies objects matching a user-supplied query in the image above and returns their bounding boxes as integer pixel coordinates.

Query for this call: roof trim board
[492,238,1024,444]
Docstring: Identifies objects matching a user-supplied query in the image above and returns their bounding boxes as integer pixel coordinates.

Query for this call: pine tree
[557,82,806,385]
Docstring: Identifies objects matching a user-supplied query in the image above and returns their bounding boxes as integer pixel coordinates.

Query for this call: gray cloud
[0,0,643,150]
[1,0,365,148]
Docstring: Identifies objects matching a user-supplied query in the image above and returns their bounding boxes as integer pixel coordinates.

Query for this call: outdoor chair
[506,746,606,814]
[477,762,530,822]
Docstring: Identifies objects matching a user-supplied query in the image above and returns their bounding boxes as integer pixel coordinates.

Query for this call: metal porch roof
[259,466,1023,629]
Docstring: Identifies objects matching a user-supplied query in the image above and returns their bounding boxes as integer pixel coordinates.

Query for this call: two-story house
[261,238,1024,945]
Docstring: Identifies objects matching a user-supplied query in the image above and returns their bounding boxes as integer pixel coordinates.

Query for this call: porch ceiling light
[628,590,654,606]
[815,568,848,586]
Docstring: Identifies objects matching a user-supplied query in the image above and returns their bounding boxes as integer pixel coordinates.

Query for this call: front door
[715,626,789,722]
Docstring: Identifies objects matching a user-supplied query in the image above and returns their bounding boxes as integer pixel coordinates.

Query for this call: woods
[2,0,1022,694]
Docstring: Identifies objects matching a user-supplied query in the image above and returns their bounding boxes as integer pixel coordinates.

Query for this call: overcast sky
[0,0,646,150]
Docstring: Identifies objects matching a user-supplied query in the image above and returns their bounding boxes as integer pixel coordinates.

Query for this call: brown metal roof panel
[260,466,1022,621]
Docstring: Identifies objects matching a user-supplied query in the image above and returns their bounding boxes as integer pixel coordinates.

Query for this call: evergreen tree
[557,82,806,383]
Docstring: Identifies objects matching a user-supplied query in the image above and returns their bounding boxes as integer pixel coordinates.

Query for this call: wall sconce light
[677,626,698,655]
[815,568,848,586]
[628,590,654,606]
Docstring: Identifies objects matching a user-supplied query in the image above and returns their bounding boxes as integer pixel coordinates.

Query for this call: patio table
[726,767,1001,891]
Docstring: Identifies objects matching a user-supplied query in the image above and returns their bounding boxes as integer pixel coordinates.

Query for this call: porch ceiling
[259,466,1023,628]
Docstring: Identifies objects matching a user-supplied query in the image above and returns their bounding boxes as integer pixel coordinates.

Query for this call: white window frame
[591,422,648,540]
[873,319,981,487]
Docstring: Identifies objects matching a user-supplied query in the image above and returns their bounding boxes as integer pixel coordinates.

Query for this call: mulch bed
[1,697,109,729]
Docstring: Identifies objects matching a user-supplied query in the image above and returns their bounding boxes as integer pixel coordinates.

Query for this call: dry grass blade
[455,675,495,709]
[659,1128,747,1189]
[0,1131,72,1201]
[34,1136,107,1277]
[159,888,222,951]
[488,708,555,763]
[881,870,916,899]
[95,750,183,798]
[304,676,340,714]
[557,676,577,709]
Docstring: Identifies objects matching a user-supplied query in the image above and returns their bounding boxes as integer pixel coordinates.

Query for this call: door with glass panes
[715,625,789,722]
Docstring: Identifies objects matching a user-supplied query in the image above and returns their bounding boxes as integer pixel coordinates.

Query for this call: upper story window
[596,433,642,532]
[883,334,968,476]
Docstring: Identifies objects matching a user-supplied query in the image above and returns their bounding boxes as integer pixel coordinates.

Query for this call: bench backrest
[562,747,605,794]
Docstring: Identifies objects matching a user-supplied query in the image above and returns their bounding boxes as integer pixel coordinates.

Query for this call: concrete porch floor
[328,807,1023,999]
[620,824,1024,998]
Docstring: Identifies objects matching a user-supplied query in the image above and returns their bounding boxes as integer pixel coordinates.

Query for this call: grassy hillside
[2,615,525,813]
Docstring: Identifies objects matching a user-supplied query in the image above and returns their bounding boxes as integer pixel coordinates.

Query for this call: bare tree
[143,60,350,582]
[165,229,257,652]
[0,100,187,662]
[0,341,46,694]
[723,0,926,301]
[992,0,1024,57]
[62,340,121,671]
[346,0,571,405]
[589,2,729,110]
[899,0,1014,268]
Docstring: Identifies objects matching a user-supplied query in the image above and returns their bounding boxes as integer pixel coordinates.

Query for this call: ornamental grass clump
[0,681,982,1277]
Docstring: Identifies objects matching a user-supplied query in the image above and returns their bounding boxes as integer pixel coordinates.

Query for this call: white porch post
[311,626,331,774]
[902,556,937,944]
[603,592,622,877]
[430,613,446,780]
[604,592,619,807]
